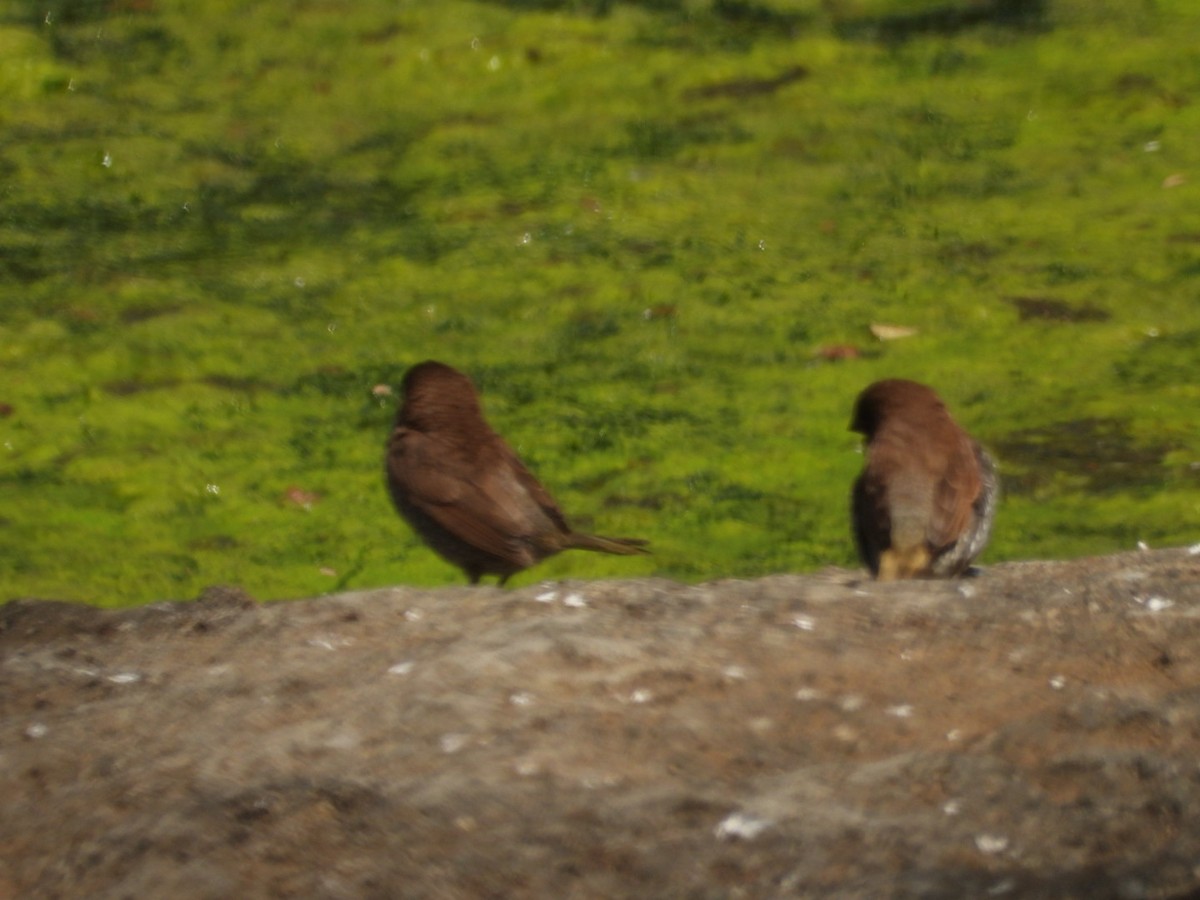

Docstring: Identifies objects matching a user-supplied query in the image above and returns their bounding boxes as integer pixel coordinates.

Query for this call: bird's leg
[877,544,931,581]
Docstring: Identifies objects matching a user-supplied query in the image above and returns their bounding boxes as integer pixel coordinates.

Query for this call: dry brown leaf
[869,323,919,341]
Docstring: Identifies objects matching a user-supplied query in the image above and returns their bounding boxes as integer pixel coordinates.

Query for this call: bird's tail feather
[565,533,650,556]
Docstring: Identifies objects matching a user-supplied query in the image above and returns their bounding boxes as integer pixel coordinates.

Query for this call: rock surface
[3,548,1200,899]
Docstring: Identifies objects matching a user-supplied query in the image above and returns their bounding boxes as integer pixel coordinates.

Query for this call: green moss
[1,0,1198,604]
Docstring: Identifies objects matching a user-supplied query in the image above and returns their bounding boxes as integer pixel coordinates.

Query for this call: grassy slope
[1,0,1197,604]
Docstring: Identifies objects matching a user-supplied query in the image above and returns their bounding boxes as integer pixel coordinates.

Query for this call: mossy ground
[1,0,1198,605]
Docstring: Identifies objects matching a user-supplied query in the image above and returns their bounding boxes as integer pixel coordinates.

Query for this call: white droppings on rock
[715,812,772,841]
[1049,675,1066,690]
[1144,596,1174,613]
[839,694,865,713]
[722,665,747,681]
[25,723,48,740]
[629,689,653,704]
[885,704,914,718]
[943,799,961,816]
[439,733,468,754]
[562,592,587,608]
[534,590,557,603]
[107,672,141,685]
[975,834,1010,854]
[509,691,535,707]
[1188,542,1200,556]
[792,614,816,631]
[403,609,423,622]
[794,687,824,702]
[387,661,414,676]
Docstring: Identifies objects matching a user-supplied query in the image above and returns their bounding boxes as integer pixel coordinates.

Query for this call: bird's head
[849,378,945,438]
[398,361,485,431]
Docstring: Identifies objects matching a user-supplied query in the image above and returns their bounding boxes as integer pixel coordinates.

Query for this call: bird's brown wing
[927,432,982,551]
[388,428,537,564]
[495,443,572,533]
[851,471,888,576]
[932,443,998,575]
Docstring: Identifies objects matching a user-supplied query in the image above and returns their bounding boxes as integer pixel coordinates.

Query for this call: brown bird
[385,361,649,584]
[849,379,998,581]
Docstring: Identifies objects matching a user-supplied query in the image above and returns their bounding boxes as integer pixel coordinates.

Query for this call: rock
[3,549,1200,898]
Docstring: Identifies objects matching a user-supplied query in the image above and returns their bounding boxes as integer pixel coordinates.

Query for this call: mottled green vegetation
[1,0,1198,605]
